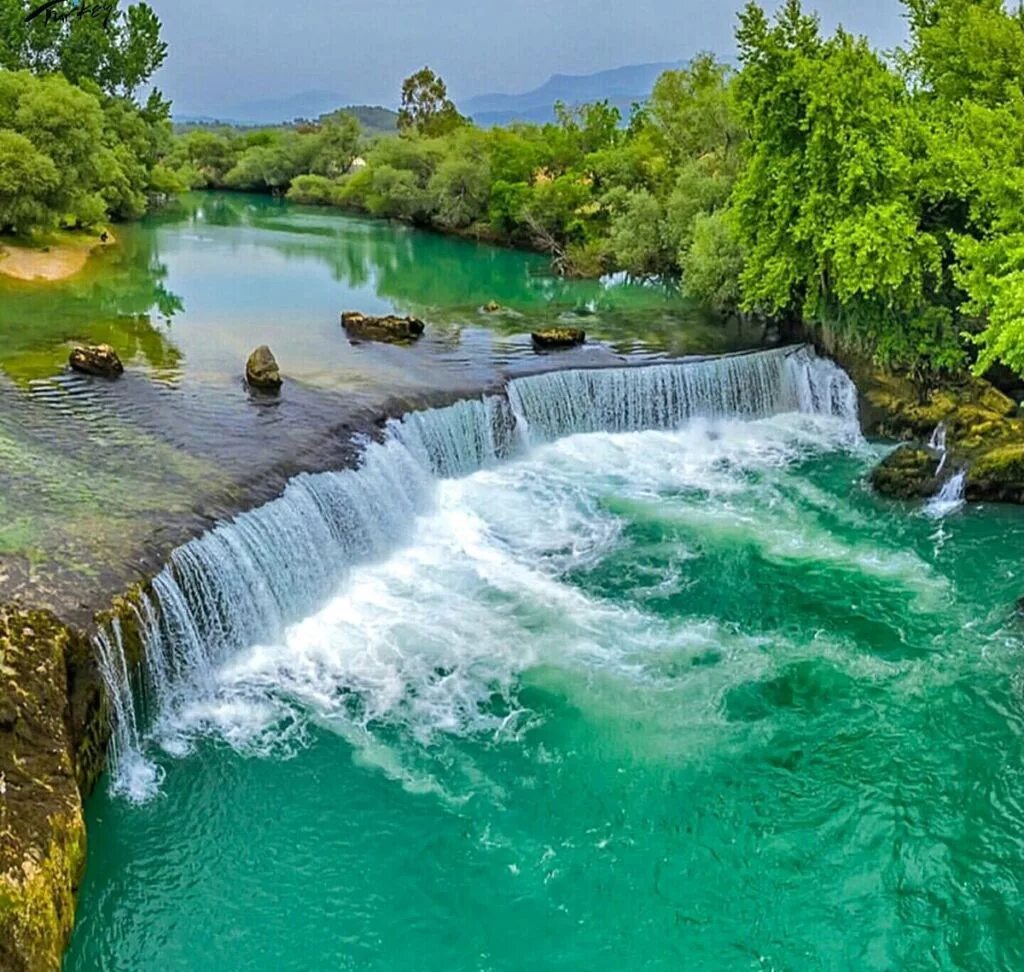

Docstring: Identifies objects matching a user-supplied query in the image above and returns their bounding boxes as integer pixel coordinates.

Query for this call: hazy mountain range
[174,61,685,129]
[462,61,684,126]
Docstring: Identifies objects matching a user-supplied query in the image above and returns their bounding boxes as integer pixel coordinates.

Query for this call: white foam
[165,413,880,759]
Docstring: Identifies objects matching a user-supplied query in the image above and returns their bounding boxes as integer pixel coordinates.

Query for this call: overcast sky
[148,0,909,116]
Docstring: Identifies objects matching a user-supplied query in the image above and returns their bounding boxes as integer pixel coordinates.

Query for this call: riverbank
[0,231,115,283]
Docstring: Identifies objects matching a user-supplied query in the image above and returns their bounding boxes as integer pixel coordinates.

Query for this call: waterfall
[93,346,860,800]
[923,422,967,518]
[507,347,858,442]
[929,423,949,476]
[925,469,967,519]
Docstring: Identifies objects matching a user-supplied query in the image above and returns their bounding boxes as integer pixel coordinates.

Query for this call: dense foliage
[0,0,175,234]
[162,2,1024,378]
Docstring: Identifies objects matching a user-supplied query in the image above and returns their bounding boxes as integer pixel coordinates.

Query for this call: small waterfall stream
[94,347,861,800]
[929,422,949,476]
[925,422,967,519]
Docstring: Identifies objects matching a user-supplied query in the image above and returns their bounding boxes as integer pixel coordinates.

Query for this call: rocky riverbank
[842,359,1024,504]
[0,609,97,972]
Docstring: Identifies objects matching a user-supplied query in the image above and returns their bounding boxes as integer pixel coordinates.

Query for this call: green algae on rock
[341,311,425,343]
[870,446,941,500]
[531,328,586,350]
[0,609,88,972]
[850,362,1024,505]
[967,444,1024,503]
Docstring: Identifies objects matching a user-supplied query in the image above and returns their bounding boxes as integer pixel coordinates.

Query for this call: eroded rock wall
[0,609,90,972]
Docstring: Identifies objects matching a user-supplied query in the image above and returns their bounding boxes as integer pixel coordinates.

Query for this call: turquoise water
[67,405,1024,970]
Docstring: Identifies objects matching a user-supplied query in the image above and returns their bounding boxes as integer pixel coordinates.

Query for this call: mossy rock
[976,384,1018,418]
[245,345,282,390]
[531,328,585,350]
[341,311,425,343]
[68,344,123,379]
[967,444,1024,503]
[870,446,941,500]
[0,608,86,972]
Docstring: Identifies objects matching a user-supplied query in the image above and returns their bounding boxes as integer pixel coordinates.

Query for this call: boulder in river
[966,444,1024,503]
[341,311,425,343]
[532,328,586,350]
[245,345,282,390]
[870,446,940,499]
[68,344,123,378]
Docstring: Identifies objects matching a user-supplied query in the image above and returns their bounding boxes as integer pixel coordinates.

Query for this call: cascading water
[94,346,861,801]
[929,422,949,476]
[925,468,968,519]
[924,421,968,518]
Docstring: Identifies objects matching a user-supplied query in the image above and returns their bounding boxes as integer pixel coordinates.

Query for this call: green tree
[398,67,466,137]
[0,129,59,232]
[0,0,167,97]
[730,1,962,373]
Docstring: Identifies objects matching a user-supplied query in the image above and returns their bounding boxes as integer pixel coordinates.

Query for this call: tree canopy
[0,0,175,233]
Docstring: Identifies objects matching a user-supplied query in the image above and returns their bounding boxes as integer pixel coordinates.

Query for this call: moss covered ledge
[834,352,1024,504]
[0,608,88,972]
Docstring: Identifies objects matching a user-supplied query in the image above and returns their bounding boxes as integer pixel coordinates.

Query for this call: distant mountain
[211,89,349,125]
[462,62,685,127]
[174,103,399,136]
[320,105,399,136]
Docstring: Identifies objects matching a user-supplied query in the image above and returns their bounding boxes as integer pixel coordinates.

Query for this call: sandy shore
[0,231,115,282]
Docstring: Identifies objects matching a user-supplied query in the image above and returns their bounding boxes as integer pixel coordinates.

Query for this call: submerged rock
[245,345,282,390]
[341,311,425,343]
[870,446,940,500]
[68,344,123,378]
[531,328,585,350]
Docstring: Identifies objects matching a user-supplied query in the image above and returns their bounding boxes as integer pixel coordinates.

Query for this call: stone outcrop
[0,609,89,972]
[245,346,282,390]
[531,328,585,350]
[967,444,1024,503]
[341,311,425,343]
[869,446,941,499]
[838,357,1024,505]
[68,345,123,379]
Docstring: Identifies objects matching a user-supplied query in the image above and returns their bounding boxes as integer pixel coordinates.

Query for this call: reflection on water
[0,231,183,385]
[0,192,763,619]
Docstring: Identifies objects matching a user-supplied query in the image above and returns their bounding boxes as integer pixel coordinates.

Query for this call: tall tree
[730,0,963,375]
[398,67,466,138]
[0,0,167,98]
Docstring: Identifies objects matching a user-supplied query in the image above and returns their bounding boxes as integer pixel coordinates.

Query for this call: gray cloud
[149,0,909,116]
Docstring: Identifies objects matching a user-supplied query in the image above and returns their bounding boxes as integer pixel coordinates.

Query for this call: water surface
[1,193,740,617]
[67,360,1024,971]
